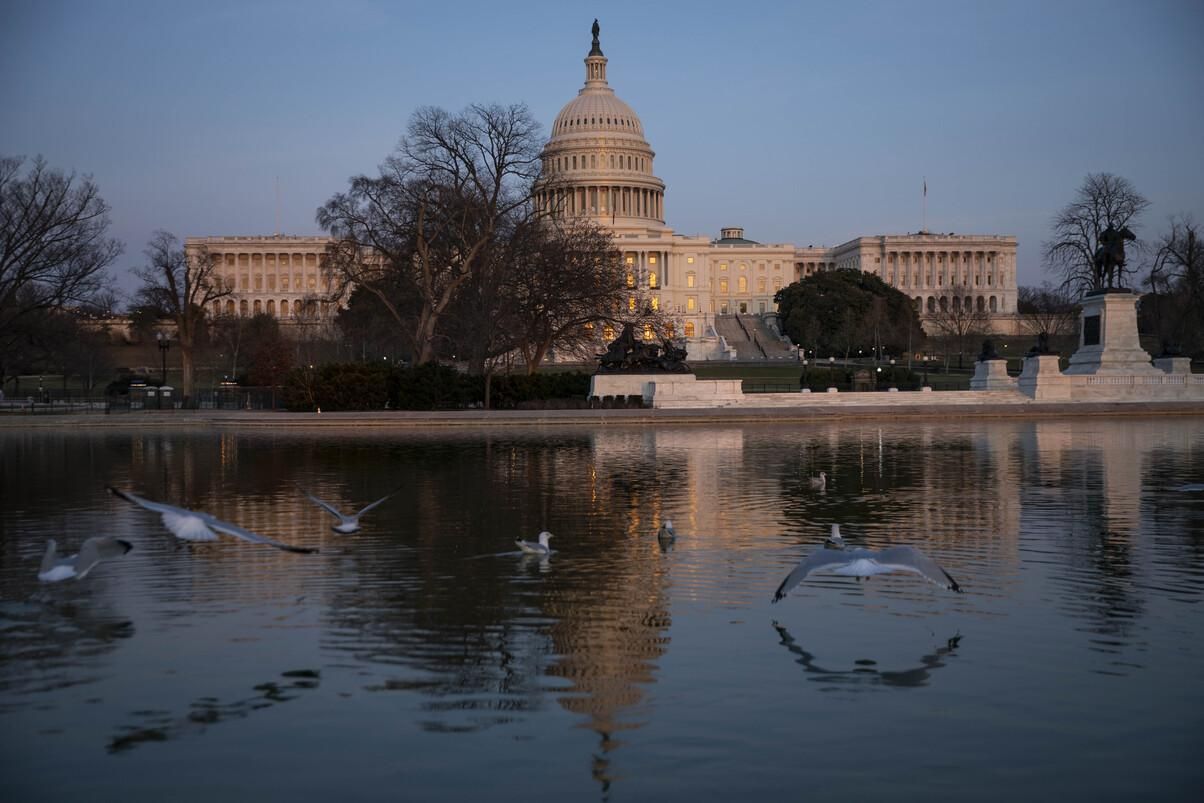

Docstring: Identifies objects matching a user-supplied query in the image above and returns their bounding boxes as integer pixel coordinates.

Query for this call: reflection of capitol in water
[15,417,1196,795]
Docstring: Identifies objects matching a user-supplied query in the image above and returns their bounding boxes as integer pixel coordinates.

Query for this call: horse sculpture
[1093,225,1136,289]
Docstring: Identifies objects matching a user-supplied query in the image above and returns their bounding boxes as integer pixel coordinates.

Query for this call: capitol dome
[536,21,666,230]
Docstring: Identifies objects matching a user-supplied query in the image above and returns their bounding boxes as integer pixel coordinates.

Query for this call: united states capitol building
[187,23,1020,358]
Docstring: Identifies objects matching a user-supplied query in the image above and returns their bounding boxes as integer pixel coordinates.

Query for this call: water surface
[2,417,1202,801]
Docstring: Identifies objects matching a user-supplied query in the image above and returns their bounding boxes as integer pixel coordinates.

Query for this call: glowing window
[603,325,615,340]
[648,272,657,288]
[738,276,748,293]
[720,263,728,271]
[625,256,634,264]
[686,272,696,288]
[629,296,636,311]
[643,323,653,340]
[719,278,729,293]
[651,296,659,311]
[687,296,697,311]
[686,256,694,264]
[648,255,657,264]
[685,321,696,337]
[626,273,635,288]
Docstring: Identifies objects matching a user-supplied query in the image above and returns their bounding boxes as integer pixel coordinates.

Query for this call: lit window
[686,272,696,288]
[648,255,657,265]
[685,321,696,337]
[738,276,748,293]
[643,323,653,340]
[757,278,766,293]
[626,256,634,264]
[719,279,729,293]
[648,272,657,288]
[629,296,636,311]
[687,296,696,311]
[665,323,674,337]
[651,296,659,311]
[626,273,635,288]
[603,325,615,340]
[686,256,694,264]
[720,263,728,271]
[739,263,747,270]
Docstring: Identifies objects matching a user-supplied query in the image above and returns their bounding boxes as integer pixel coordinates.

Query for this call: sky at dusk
[3,0,1202,296]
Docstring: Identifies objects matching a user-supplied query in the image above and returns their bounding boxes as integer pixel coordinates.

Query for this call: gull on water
[516,531,554,555]
[656,520,677,545]
[109,488,318,554]
[773,543,961,602]
[825,523,845,547]
[301,489,396,534]
[807,471,827,491]
[38,537,133,582]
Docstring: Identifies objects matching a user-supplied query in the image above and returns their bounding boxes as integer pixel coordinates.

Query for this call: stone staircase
[713,314,796,359]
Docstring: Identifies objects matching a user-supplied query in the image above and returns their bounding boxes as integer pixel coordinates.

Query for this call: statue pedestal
[591,373,699,405]
[1018,354,1070,400]
[1064,290,1159,375]
[1154,356,1192,375]
[970,359,1014,390]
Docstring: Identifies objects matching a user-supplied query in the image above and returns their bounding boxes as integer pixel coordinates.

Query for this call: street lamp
[800,358,808,389]
[828,355,836,388]
[890,358,896,388]
[156,332,170,386]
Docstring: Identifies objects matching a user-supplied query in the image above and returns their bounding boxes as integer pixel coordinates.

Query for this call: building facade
[187,22,1020,349]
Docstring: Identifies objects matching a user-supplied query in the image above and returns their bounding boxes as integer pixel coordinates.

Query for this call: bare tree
[318,104,543,365]
[1144,215,1204,354]
[503,215,664,373]
[133,231,230,403]
[1017,283,1080,338]
[0,156,122,367]
[1043,172,1149,295]
[925,287,991,369]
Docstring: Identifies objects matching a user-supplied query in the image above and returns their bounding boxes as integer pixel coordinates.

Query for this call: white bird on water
[656,520,676,545]
[38,537,133,582]
[301,489,396,534]
[825,523,845,548]
[807,471,827,491]
[773,543,961,602]
[109,488,318,554]
[516,531,554,555]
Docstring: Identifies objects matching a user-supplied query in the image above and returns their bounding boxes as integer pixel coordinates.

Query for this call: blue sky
[3,0,1202,294]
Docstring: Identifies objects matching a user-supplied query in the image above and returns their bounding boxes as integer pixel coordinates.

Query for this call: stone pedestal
[1064,290,1159,375]
[1018,354,1070,400]
[970,358,1015,390]
[590,373,697,405]
[1154,356,1192,375]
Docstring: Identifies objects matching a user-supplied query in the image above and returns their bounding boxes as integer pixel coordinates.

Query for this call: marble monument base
[969,359,1015,390]
[590,372,700,405]
[1064,290,1159,375]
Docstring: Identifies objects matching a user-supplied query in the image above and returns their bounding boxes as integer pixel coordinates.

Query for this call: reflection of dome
[536,21,666,230]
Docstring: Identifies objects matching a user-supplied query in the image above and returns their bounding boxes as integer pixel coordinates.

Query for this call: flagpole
[922,177,927,234]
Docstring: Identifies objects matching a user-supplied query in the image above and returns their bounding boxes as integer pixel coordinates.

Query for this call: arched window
[989,296,998,312]
[253,299,262,315]
[913,296,922,310]
[684,321,696,337]
[648,271,657,288]
[977,296,986,312]
[687,296,696,311]
[643,323,653,341]
[626,273,634,288]
[939,296,948,312]
[293,300,302,317]
[952,296,961,311]
[628,296,636,311]
[757,278,766,293]
[738,276,748,293]
[266,300,275,316]
[926,297,936,313]
[239,299,248,316]
[719,278,729,294]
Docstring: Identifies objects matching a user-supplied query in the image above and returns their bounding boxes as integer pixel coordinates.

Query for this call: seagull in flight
[656,520,676,545]
[38,537,133,582]
[109,487,318,554]
[773,544,961,602]
[515,531,554,555]
[300,489,395,534]
[807,471,827,491]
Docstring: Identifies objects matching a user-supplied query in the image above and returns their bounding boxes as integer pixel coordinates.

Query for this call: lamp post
[156,333,170,386]
[923,356,930,388]
[828,356,836,388]
[890,358,896,389]
[800,358,808,389]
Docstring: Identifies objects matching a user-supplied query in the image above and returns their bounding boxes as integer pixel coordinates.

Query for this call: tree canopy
[1043,172,1149,295]
[774,270,924,358]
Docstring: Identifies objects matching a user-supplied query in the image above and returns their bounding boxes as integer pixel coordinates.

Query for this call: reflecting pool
[2,417,1202,801]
